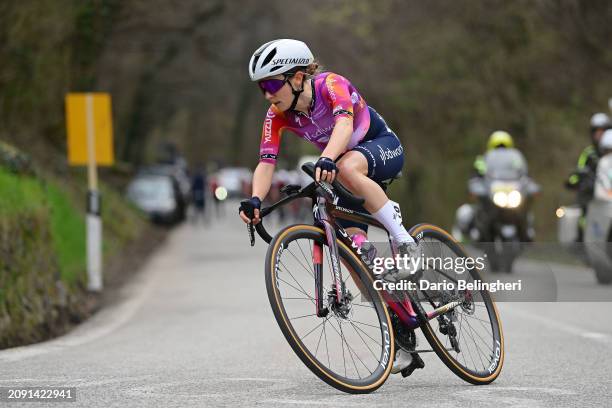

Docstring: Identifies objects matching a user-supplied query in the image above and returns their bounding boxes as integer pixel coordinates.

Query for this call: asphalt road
[1,206,611,407]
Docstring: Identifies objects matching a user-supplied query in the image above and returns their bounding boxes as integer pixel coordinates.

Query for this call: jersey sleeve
[259,106,287,164]
[323,73,355,122]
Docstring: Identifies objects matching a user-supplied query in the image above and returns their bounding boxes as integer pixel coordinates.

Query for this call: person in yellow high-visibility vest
[472,130,515,177]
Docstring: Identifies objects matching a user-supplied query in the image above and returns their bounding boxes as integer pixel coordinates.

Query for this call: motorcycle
[583,153,612,284]
[454,148,540,273]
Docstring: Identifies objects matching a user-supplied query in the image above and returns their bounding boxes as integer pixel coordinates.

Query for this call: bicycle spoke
[462,319,488,371]
[279,260,314,301]
[277,275,314,301]
[352,303,375,309]
[462,317,494,355]
[349,322,382,364]
[290,312,318,321]
[350,319,381,330]
[324,320,331,368]
[460,320,481,372]
[339,321,362,379]
[327,317,374,378]
[293,240,315,279]
[285,248,315,280]
[314,319,327,358]
[300,316,330,341]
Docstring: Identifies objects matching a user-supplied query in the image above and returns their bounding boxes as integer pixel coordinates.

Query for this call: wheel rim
[270,230,392,385]
[416,235,503,378]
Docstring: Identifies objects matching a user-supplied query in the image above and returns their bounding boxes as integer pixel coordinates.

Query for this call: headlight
[215,186,228,201]
[493,191,508,207]
[507,190,522,208]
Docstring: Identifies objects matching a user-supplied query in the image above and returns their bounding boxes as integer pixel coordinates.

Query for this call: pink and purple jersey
[259,72,371,164]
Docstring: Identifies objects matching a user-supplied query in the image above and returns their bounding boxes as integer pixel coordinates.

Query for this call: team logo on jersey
[378,145,403,166]
[264,117,273,143]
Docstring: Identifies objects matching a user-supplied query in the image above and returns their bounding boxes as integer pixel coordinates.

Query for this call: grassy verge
[0,159,154,348]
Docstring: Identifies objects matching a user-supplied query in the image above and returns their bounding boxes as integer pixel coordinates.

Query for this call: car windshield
[128,177,172,200]
[484,148,527,180]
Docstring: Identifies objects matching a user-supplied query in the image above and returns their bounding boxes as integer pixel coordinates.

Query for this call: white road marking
[262,400,365,406]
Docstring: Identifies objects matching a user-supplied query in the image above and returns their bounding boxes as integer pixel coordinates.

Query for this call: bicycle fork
[313,198,346,317]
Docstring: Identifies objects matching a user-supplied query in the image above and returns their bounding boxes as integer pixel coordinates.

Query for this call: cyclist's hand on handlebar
[239,197,262,225]
[315,157,338,184]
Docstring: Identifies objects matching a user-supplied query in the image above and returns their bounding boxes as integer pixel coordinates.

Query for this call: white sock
[372,200,414,244]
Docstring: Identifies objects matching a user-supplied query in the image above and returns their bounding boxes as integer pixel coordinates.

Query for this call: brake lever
[247,222,255,247]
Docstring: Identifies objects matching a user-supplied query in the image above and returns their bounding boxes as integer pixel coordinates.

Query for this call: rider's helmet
[487,130,514,151]
[248,39,314,81]
[590,113,612,147]
[590,113,612,132]
[599,129,612,155]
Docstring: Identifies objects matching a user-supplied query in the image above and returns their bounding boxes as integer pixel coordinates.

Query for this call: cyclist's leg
[337,135,413,245]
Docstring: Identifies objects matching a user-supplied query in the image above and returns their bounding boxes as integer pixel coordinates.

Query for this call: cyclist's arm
[321,117,353,160]
[252,162,275,200]
[320,74,356,160]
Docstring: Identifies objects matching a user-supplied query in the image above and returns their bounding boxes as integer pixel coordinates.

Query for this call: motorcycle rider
[472,130,515,177]
[456,131,516,240]
[565,113,612,239]
[600,129,612,157]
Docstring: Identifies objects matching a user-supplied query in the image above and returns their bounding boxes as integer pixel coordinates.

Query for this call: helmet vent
[261,47,277,67]
[251,56,259,73]
[269,65,283,72]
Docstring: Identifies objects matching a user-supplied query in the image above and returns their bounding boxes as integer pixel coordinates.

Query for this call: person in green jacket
[565,113,612,208]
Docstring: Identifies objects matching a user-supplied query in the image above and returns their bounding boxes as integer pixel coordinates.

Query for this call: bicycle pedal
[401,353,425,378]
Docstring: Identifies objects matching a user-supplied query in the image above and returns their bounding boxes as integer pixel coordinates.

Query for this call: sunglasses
[257,75,292,95]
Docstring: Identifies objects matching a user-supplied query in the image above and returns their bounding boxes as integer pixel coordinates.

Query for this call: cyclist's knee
[337,153,367,187]
[338,152,367,173]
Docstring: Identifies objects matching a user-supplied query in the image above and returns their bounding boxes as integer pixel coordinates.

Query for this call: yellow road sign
[66,93,114,166]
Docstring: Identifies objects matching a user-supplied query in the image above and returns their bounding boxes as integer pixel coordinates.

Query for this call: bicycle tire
[265,224,394,394]
[410,223,505,385]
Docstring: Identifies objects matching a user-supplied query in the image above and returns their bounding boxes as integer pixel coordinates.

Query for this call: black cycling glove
[315,157,338,174]
[239,196,261,221]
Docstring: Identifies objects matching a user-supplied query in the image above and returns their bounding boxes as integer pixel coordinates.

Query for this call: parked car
[143,164,191,206]
[126,174,185,224]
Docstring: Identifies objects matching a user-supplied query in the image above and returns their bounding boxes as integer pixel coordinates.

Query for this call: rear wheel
[409,224,504,384]
[266,224,394,394]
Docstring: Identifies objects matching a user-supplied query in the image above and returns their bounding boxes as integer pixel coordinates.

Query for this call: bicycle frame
[256,179,467,332]
[312,192,423,330]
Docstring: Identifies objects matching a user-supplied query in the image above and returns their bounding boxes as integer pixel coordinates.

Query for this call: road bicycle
[243,163,504,394]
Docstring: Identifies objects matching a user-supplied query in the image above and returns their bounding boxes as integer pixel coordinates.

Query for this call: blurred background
[1,0,611,233]
[1,0,612,346]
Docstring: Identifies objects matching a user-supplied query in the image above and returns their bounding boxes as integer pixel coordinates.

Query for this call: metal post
[86,94,103,291]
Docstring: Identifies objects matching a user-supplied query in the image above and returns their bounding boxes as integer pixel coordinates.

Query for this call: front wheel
[410,224,505,385]
[266,224,394,394]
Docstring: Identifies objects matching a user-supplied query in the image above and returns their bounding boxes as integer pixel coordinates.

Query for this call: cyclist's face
[259,73,303,111]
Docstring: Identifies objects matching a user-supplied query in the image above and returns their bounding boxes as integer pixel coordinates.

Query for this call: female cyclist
[238,39,423,375]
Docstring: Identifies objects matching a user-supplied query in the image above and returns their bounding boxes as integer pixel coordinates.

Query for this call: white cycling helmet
[590,112,612,129]
[599,129,612,151]
[248,39,314,81]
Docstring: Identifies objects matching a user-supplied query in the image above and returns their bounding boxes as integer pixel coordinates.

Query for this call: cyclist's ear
[292,71,305,87]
